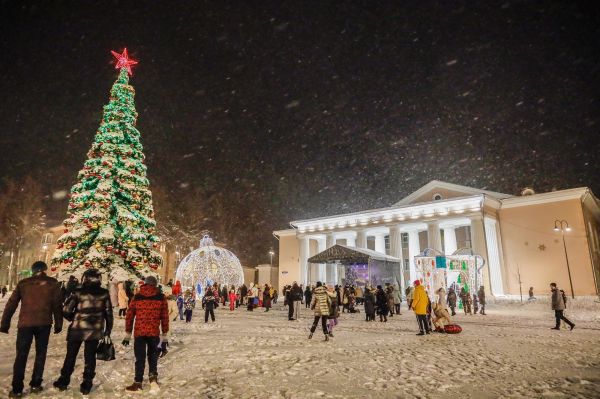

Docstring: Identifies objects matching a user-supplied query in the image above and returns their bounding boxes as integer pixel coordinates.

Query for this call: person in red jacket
[228,288,237,311]
[122,276,169,393]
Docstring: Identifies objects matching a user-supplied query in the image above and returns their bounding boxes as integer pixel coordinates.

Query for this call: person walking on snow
[550,282,574,331]
[183,290,195,322]
[117,282,129,318]
[202,289,217,322]
[364,287,376,321]
[308,282,334,341]
[375,285,389,322]
[304,285,312,309]
[392,284,402,315]
[477,286,486,315]
[1,261,63,398]
[406,286,414,310]
[263,284,272,312]
[411,280,431,335]
[459,287,472,315]
[447,287,457,316]
[229,289,237,311]
[122,276,169,393]
[53,269,113,395]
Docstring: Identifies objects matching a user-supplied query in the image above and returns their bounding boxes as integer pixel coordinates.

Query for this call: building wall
[409,188,478,204]
[277,234,299,293]
[499,199,596,296]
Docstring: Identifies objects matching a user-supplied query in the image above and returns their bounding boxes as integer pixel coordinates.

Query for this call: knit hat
[31,261,47,274]
[144,276,158,286]
[413,280,421,286]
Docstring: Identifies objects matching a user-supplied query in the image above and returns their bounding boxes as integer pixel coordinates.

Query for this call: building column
[374,234,386,254]
[298,235,309,287]
[317,238,326,283]
[469,215,491,295]
[484,218,504,296]
[427,222,443,253]
[356,229,367,249]
[389,225,405,292]
[326,233,336,284]
[443,226,457,255]
[408,230,420,283]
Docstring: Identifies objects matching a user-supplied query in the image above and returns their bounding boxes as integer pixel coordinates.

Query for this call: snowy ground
[1,297,600,399]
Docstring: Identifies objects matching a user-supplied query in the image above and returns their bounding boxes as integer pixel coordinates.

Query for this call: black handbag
[96,336,116,361]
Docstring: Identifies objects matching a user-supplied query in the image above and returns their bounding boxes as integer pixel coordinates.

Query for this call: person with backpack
[0,261,63,398]
[308,282,334,341]
[53,269,113,395]
[122,276,169,393]
[550,283,574,331]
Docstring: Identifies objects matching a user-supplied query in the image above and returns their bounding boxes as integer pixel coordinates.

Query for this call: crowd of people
[0,260,577,396]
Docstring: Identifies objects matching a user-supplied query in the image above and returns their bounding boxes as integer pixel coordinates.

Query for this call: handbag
[96,336,116,361]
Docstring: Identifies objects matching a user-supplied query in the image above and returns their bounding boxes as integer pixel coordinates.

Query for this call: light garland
[175,234,244,296]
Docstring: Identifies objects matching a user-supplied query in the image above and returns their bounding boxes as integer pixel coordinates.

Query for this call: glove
[122,336,130,347]
[54,326,62,334]
[159,340,169,358]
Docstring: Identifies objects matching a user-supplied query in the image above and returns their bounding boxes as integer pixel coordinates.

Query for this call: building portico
[274,180,600,298]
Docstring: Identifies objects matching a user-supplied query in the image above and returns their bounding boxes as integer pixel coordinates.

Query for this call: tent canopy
[307,244,401,265]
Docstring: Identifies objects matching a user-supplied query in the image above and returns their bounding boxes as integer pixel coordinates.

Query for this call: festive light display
[175,234,244,297]
[51,50,162,281]
[111,48,138,75]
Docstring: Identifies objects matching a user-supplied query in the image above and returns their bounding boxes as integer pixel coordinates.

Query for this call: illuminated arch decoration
[175,234,244,297]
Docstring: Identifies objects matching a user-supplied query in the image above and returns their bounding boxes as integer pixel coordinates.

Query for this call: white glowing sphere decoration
[175,234,244,297]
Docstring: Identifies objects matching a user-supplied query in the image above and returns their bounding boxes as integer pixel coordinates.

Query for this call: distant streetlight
[269,249,275,267]
[554,219,574,299]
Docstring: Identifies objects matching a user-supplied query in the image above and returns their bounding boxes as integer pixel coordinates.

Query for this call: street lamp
[268,249,275,267]
[554,219,574,299]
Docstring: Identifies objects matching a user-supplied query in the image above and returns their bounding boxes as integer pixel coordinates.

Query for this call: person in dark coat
[202,289,217,322]
[0,261,63,397]
[363,288,376,321]
[240,284,248,306]
[263,284,272,312]
[375,285,389,322]
[304,286,312,309]
[1,285,7,298]
[477,286,486,315]
[288,282,303,320]
[550,282,574,330]
[446,288,457,316]
[53,269,113,395]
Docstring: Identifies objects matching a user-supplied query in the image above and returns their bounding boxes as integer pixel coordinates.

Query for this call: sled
[444,324,462,334]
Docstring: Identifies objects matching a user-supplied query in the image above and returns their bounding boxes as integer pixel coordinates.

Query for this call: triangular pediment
[395,180,511,206]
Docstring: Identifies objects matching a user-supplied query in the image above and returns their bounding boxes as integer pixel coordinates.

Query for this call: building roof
[307,244,401,264]
[394,180,512,206]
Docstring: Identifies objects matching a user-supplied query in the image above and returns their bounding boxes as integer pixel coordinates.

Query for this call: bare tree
[0,176,46,289]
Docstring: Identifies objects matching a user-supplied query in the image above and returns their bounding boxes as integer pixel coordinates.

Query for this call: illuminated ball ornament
[175,234,244,297]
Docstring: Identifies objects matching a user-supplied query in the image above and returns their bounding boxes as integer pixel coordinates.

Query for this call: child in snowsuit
[176,294,184,321]
[229,289,236,311]
[183,290,195,322]
[472,293,479,314]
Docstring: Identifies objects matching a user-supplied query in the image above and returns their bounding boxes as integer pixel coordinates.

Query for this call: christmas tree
[52,49,162,281]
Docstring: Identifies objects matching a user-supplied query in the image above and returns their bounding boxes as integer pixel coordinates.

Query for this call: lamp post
[268,249,275,267]
[554,219,574,299]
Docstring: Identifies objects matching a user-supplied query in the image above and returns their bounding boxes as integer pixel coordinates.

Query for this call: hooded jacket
[310,286,332,316]
[125,284,169,338]
[63,282,113,341]
[411,285,429,315]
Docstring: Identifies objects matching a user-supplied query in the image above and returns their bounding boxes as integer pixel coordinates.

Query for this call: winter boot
[53,376,70,391]
[324,334,329,341]
[80,379,93,395]
[30,386,43,394]
[149,374,160,390]
[125,382,143,392]
[308,332,313,339]
[8,392,22,398]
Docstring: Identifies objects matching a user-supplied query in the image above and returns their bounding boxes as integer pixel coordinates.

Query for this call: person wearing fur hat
[431,302,452,332]
[1,261,63,398]
[411,280,431,335]
[122,275,169,393]
[53,269,113,395]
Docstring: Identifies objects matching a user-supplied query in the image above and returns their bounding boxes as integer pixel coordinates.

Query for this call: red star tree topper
[111,48,138,75]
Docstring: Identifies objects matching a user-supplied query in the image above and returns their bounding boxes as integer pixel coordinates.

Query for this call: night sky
[1,1,599,265]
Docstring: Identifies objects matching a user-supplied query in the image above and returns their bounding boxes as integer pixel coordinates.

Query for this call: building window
[404,259,410,271]
[432,193,443,201]
[384,236,390,252]
[401,233,409,246]
[41,233,53,245]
